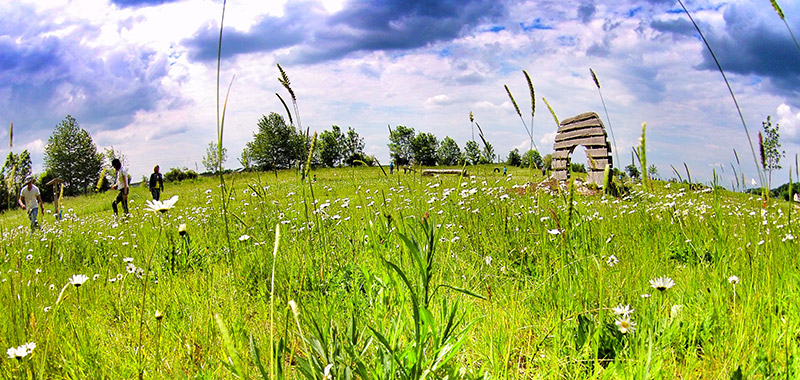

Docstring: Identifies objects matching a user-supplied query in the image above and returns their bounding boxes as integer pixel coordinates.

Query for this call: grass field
[1,166,798,379]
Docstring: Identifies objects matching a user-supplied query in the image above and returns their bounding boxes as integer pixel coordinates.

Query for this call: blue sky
[1,0,799,188]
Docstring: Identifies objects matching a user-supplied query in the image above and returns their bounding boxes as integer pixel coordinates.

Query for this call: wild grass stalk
[504,84,536,151]
[523,70,537,152]
[214,0,234,260]
[589,68,620,167]
[770,0,800,54]
[677,0,765,190]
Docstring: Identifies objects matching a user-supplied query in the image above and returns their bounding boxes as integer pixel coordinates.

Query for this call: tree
[239,147,252,171]
[100,147,128,191]
[506,148,522,167]
[542,154,552,171]
[625,164,640,179]
[648,164,659,180]
[319,125,345,167]
[570,162,587,173]
[342,127,366,166]
[43,115,103,195]
[464,141,480,165]
[1,150,32,209]
[761,116,784,189]
[521,149,543,169]
[411,132,438,166]
[202,141,228,173]
[437,137,461,166]
[388,125,415,165]
[247,112,305,170]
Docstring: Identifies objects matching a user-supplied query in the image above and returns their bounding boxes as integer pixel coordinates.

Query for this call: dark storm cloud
[0,4,173,139]
[652,3,800,99]
[184,0,507,64]
[110,0,182,8]
[578,3,596,24]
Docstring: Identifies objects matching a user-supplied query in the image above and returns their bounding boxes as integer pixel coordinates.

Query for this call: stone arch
[551,112,612,185]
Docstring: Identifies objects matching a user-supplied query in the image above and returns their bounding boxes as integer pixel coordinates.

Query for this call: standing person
[18,175,43,231]
[389,162,394,174]
[149,165,164,201]
[110,158,129,216]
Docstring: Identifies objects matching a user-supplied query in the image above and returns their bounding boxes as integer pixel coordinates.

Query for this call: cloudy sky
[2,0,800,187]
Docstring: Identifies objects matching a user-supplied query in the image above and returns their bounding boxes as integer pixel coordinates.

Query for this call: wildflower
[615,317,636,334]
[238,234,251,242]
[485,256,493,266]
[135,267,145,279]
[649,276,675,291]
[25,254,33,261]
[144,195,179,213]
[640,293,651,298]
[322,364,333,380]
[6,342,35,359]
[93,274,100,281]
[670,304,683,318]
[288,300,300,319]
[612,304,634,317]
[728,275,740,285]
[155,310,164,321]
[68,274,89,287]
[123,257,134,263]
[43,306,51,312]
[606,254,619,267]
[126,263,137,274]
[547,229,561,235]
[178,223,187,236]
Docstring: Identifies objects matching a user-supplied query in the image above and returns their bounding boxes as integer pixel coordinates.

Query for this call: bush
[165,167,198,183]
[570,163,587,173]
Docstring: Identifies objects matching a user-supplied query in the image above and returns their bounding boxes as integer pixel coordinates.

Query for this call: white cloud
[776,103,800,140]
[423,94,455,109]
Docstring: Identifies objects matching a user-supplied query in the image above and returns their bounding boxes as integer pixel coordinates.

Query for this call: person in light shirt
[110,158,129,216]
[18,175,43,231]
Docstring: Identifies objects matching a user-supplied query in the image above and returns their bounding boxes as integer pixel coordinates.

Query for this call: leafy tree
[100,147,128,191]
[464,140,480,165]
[648,164,659,179]
[319,125,345,167]
[342,127,366,166]
[1,150,32,209]
[165,167,198,182]
[570,162,587,173]
[247,112,305,170]
[411,132,438,166]
[521,149,543,169]
[43,115,103,195]
[506,148,522,167]
[625,164,640,179]
[480,141,496,164]
[239,146,251,171]
[437,137,462,166]
[760,116,784,189]
[542,153,552,171]
[202,141,228,173]
[388,125,415,165]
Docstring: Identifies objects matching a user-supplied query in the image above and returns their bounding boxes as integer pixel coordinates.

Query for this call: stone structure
[551,112,612,185]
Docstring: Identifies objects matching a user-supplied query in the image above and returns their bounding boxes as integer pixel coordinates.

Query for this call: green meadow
[1,166,799,379]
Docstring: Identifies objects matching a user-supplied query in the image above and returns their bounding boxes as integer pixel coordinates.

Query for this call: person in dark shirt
[149,165,165,201]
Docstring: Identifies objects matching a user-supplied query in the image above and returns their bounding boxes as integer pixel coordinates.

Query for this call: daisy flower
[606,254,619,267]
[144,195,179,213]
[611,304,634,317]
[649,276,675,291]
[69,274,89,287]
[728,275,739,285]
[615,317,636,334]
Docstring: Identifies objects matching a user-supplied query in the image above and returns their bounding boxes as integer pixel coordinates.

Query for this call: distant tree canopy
[464,140,480,165]
[246,112,306,170]
[521,149,543,169]
[0,150,33,211]
[43,115,103,196]
[388,125,415,165]
[437,137,462,166]
[317,125,367,167]
[202,141,228,173]
[411,132,438,166]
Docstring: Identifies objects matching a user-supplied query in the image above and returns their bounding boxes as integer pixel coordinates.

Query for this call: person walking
[110,158,129,216]
[18,175,43,231]
[149,165,164,201]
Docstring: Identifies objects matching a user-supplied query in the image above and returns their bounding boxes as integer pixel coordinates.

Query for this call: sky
[2,0,800,188]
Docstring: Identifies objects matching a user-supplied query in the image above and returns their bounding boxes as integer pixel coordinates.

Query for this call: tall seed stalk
[677,0,765,191]
[770,0,800,54]
[215,0,234,259]
[589,68,620,167]
[504,84,536,151]
[523,70,537,152]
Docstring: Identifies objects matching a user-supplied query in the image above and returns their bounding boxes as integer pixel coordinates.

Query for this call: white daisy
[144,195,179,213]
[728,275,740,285]
[68,274,89,287]
[606,254,619,267]
[126,263,137,274]
[649,276,675,291]
[611,304,634,317]
[615,317,636,334]
[238,234,251,242]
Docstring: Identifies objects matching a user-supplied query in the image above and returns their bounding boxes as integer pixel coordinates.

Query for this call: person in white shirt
[18,175,43,231]
[110,158,129,216]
